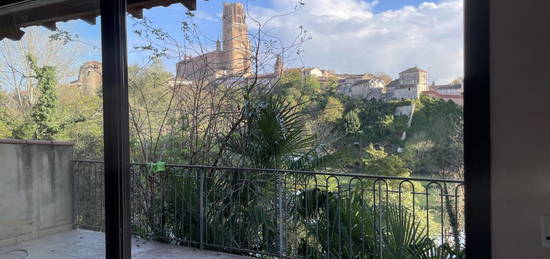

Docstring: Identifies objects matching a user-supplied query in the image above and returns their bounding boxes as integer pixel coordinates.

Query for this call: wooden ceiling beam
[0,0,196,41]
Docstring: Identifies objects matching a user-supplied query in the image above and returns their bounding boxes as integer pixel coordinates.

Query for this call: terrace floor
[0,229,248,259]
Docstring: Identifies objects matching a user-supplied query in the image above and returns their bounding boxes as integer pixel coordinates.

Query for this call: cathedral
[176,2,252,80]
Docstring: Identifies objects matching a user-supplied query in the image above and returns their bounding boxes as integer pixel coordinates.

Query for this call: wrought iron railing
[73,160,465,258]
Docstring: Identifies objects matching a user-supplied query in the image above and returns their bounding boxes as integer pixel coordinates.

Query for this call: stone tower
[274,54,283,76]
[71,61,102,95]
[222,2,250,75]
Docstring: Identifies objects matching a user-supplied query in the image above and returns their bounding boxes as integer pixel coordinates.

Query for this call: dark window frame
[100,0,131,258]
[464,0,491,257]
[104,0,493,257]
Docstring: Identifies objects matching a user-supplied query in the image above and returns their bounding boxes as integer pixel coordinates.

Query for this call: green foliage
[127,61,177,162]
[296,188,461,259]
[229,96,316,169]
[344,109,362,133]
[11,119,36,139]
[274,70,322,112]
[362,144,410,177]
[321,96,344,123]
[402,96,464,176]
[27,55,59,140]
[337,99,409,155]
[297,188,378,258]
[54,83,104,159]
[408,96,462,141]
[0,90,12,138]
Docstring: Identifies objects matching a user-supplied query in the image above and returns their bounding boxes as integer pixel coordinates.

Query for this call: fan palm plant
[228,95,316,169]
[295,187,462,259]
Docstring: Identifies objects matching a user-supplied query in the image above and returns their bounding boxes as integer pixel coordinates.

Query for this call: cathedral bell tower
[222,2,250,75]
[274,54,283,76]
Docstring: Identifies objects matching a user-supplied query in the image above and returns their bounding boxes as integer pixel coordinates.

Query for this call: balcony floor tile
[0,229,248,259]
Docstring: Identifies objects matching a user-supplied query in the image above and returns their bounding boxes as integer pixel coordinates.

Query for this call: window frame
[464,0,491,257]
[0,0,491,258]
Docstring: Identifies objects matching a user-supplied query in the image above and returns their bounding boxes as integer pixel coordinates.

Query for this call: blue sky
[372,0,427,12]
[56,0,463,83]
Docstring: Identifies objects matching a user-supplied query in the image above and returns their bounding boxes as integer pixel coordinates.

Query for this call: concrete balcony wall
[0,139,74,247]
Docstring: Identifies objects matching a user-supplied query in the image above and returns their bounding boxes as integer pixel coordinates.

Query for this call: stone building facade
[338,78,385,99]
[430,83,463,95]
[176,2,251,80]
[387,66,428,100]
[333,73,386,100]
[70,61,102,95]
[423,82,464,106]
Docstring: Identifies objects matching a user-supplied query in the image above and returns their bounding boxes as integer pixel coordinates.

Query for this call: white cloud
[249,0,463,84]
[193,10,220,22]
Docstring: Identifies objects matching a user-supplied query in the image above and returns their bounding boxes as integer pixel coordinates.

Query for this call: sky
[56,0,463,84]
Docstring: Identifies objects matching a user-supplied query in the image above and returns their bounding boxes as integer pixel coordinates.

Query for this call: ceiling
[0,0,196,41]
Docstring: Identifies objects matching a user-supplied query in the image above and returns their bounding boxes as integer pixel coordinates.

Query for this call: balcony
[73,160,465,258]
[0,140,465,258]
[0,140,464,258]
[0,141,246,258]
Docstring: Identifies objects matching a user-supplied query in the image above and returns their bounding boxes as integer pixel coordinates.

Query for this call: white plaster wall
[490,0,550,257]
[308,68,323,77]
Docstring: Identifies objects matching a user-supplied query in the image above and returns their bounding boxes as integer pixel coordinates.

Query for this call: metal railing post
[378,182,383,259]
[73,162,79,228]
[199,168,205,249]
[277,173,285,257]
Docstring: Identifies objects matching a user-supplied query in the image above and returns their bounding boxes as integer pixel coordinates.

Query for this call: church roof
[386,79,399,89]
[433,84,462,90]
[83,61,102,66]
[350,78,384,87]
[400,66,427,74]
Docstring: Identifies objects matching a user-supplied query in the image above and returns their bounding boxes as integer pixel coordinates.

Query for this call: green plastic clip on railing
[147,161,166,173]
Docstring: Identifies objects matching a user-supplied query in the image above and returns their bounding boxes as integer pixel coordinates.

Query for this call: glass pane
[0,1,105,258]
[124,0,464,257]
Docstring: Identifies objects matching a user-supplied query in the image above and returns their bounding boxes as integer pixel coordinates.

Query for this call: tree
[0,89,10,138]
[228,96,316,169]
[321,96,344,123]
[403,95,463,175]
[402,95,464,248]
[343,109,361,134]
[0,27,82,116]
[56,83,103,159]
[362,144,410,177]
[275,70,322,112]
[28,55,59,140]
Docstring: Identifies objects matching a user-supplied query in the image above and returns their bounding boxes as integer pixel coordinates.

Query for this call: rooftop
[400,66,427,74]
[432,84,463,90]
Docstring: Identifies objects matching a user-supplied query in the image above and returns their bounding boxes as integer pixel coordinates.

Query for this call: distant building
[285,67,324,78]
[332,73,384,100]
[387,66,428,100]
[70,61,102,95]
[430,83,463,95]
[338,78,385,99]
[176,2,251,80]
[422,91,463,106]
[423,82,464,106]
